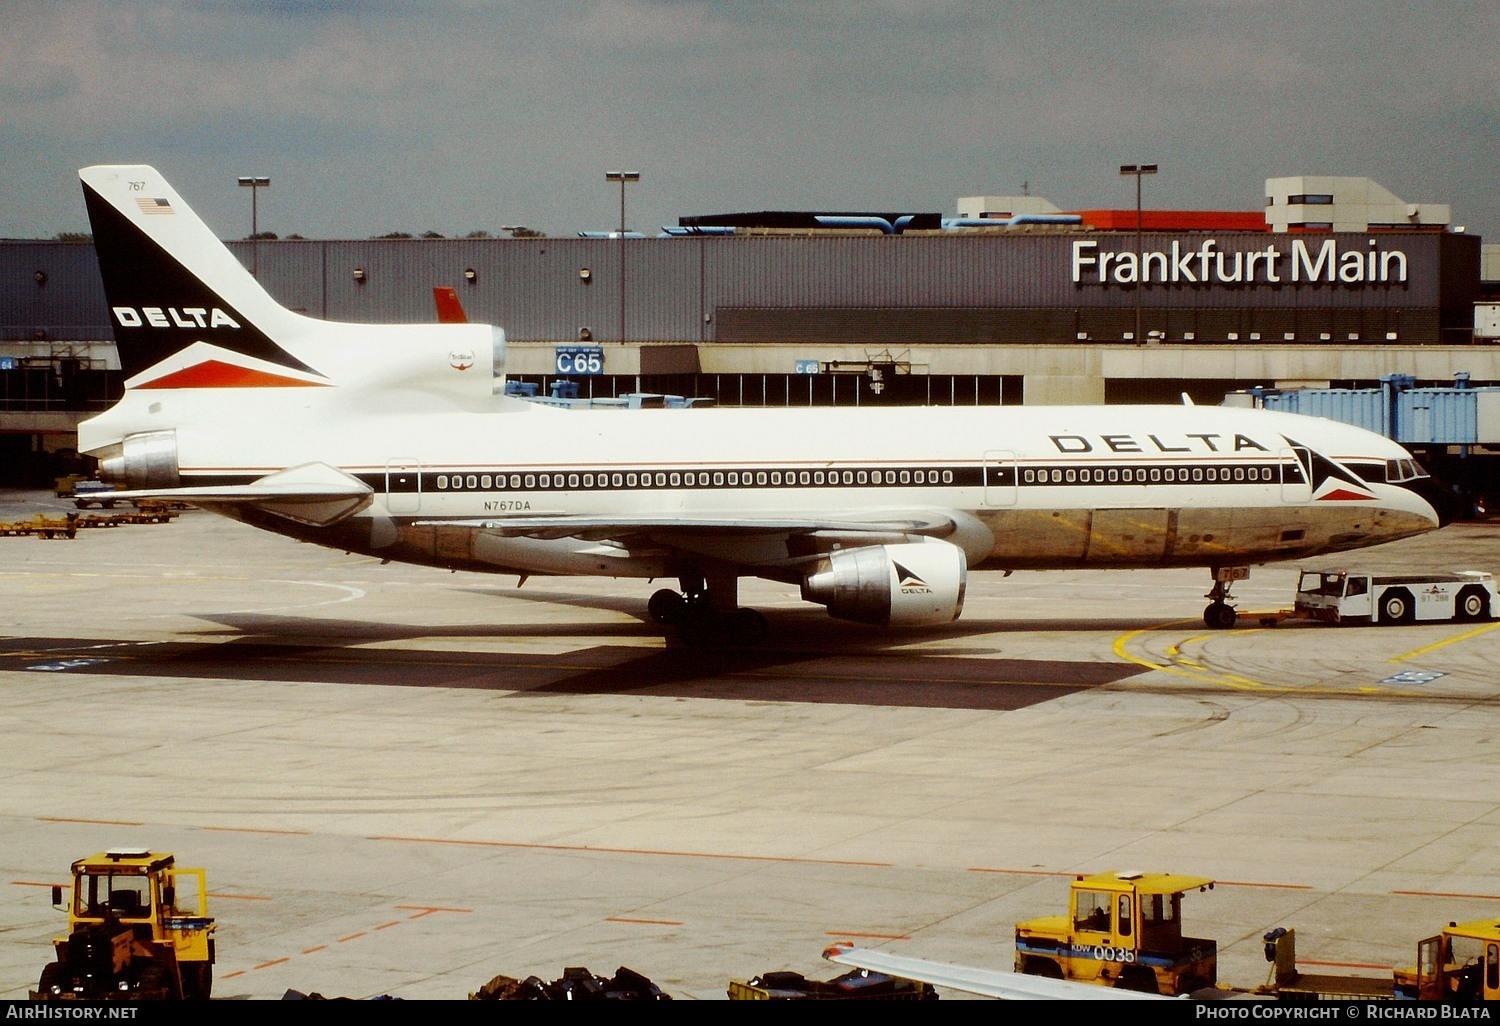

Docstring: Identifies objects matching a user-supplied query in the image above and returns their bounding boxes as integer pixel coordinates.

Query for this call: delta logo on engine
[895,563,933,594]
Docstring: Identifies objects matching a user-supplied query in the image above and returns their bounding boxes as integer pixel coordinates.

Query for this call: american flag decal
[135,197,173,215]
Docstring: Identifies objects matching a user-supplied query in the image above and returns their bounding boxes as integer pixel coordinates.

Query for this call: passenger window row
[1018,464,1281,486]
[433,467,959,491]
[422,460,1293,493]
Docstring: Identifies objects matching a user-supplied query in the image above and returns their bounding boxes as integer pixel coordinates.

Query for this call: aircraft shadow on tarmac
[455,583,1211,637]
[2,603,1149,712]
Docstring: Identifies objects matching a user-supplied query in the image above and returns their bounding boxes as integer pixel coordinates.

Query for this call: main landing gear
[1203,566,1249,629]
[648,573,769,647]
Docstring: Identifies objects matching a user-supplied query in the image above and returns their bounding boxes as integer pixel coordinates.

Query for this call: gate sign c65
[555,345,604,375]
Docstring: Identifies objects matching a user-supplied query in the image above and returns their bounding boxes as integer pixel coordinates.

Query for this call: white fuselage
[81,388,1439,579]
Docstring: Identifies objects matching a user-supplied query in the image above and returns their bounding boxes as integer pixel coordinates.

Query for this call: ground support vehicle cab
[1294,569,1498,625]
[1263,917,1500,1001]
[1392,919,1500,1001]
[32,848,215,1001]
[1013,870,1218,996]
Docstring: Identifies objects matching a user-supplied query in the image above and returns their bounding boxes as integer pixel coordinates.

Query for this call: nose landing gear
[1204,566,1249,629]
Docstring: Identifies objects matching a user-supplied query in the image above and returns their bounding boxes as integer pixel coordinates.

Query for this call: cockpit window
[1385,458,1430,484]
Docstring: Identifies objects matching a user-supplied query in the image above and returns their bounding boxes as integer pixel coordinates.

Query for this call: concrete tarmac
[3,487,1500,1001]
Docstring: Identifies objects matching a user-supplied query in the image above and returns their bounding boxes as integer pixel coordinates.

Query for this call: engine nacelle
[96,429,181,489]
[801,541,967,627]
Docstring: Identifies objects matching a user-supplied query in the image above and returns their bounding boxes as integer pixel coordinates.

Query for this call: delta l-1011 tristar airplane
[76,164,1447,646]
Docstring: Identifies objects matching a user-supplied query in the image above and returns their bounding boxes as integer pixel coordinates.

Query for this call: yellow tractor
[1013,870,1218,996]
[32,848,216,1001]
[1393,918,1500,1001]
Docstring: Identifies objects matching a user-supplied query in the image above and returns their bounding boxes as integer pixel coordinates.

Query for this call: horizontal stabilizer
[106,463,373,527]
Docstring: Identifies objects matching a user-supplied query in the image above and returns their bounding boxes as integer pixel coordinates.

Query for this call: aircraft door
[1280,446,1312,503]
[385,458,422,514]
[982,450,1018,507]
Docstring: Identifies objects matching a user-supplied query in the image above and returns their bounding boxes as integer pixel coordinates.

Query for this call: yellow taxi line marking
[1112,625,1429,697]
[1387,619,1500,662]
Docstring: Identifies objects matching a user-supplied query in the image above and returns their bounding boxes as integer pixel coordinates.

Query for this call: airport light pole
[237,175,271,277]
[1119,164,1156,345]
[605,171,640,343]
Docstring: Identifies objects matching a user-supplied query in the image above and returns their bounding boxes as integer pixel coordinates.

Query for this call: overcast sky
[3,1,1496,242]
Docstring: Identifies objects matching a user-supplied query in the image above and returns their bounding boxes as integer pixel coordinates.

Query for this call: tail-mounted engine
[96,430,180,489]
[801,541,967,627]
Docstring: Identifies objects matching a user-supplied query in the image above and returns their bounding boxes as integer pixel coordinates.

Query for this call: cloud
[0,0,1493,242]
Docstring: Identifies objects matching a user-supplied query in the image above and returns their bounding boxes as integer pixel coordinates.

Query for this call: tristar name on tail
[76,165,1445,645]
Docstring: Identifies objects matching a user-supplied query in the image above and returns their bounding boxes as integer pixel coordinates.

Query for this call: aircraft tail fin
[433,286,470,323]
[79,165,326,382]
[79,165,501,398]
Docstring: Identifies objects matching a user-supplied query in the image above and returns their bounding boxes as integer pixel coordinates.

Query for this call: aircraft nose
[1408,477,1464,527]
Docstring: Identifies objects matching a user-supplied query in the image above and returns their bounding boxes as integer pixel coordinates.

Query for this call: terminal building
[1,174,1496,492]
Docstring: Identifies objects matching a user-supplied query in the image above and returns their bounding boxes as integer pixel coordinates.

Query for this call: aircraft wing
[100,463,373,527]
[823,943,1173,1000]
